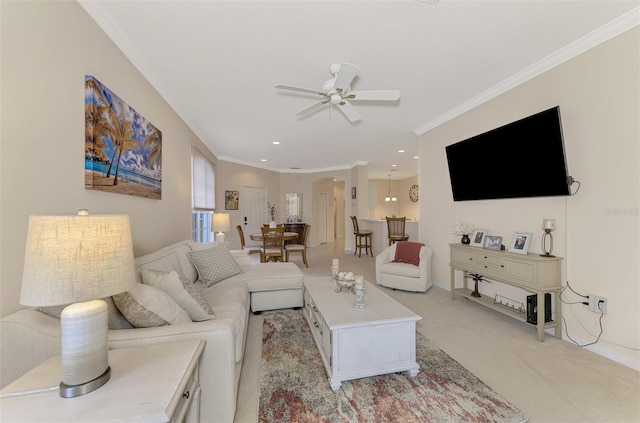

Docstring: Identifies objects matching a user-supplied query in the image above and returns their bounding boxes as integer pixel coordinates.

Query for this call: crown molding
[414,6,640,136]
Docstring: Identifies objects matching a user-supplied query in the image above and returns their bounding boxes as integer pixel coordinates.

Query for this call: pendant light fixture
[384,175,397,202]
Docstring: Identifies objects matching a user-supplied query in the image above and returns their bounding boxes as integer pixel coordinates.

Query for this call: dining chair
[284,224,310,267]
[236,225,263,262]
[261,226,285,262]
[350,216,373,258]
[386,216,409,246]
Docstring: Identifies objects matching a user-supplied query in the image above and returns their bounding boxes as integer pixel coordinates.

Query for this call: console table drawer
[451,249,475,268]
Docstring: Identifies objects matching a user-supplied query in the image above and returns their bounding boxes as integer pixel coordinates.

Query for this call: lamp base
[60,300,109,398]
[60,366,111,398]
[539,253,556,258]
[216,231,226,243]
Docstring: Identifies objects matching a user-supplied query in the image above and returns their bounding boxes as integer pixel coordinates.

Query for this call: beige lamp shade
[20,213,136,307]
[211,213,231,233]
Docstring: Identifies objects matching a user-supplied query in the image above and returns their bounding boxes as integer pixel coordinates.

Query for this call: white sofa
[375,242,433,292]
[0,240,304,423]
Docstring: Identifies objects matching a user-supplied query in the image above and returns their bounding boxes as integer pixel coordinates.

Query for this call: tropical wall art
[85,75,162,199]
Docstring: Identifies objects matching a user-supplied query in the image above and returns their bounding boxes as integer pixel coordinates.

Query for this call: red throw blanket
[392,241,424,266]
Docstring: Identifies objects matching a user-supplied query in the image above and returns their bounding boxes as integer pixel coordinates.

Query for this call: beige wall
[0,1,214,316]
[419,28,639,368]
[369,176,419,221]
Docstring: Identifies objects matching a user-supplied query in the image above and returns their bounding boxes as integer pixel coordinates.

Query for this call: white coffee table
[303,276,421,391]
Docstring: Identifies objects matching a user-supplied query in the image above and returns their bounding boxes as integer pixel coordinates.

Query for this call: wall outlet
[588,295,607,314]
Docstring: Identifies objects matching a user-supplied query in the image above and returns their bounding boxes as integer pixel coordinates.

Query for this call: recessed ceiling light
[398,150,405,153]
[413,156,419,159]
[261,159,267,162]
[272,141,280,145]
[391,164,398,167]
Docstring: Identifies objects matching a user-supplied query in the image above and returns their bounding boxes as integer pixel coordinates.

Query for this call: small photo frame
[483,235,502,251]
[470,229,488,247]
[351,187,357,199]
[225,190,239,210]
[509,232,533,254]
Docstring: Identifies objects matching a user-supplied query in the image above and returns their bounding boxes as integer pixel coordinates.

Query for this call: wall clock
[409,184,419,202]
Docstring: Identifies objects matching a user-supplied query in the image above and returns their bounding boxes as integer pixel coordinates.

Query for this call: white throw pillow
[113,283,191,328]
[188,244,244,288]
[140,268,214,321]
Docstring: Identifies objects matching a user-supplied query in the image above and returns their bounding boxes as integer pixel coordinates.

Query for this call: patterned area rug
[259,309,528,423]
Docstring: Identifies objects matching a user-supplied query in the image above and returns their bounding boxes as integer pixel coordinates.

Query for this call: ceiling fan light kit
[276,63,400,122]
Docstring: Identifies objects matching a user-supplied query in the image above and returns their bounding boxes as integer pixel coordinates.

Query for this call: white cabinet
[449,243,563,341]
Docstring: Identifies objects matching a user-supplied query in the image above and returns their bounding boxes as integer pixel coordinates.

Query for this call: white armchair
[375,242,433,292]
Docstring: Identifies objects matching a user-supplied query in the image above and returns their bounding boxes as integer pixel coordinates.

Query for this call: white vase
[269,221,276,228]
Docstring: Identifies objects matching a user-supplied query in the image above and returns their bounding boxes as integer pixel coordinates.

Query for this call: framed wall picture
[225,191,239,210]
[351,187,357,199]
[483,235,502,251]
[509,232,533,254]
[470,229,488,247]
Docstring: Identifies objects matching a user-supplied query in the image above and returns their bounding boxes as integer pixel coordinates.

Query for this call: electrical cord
[562,303,604,347]
[560,281,604,347]
[0,386,58,399]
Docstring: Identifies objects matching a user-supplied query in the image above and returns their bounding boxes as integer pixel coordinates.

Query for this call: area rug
[259,309,528,423]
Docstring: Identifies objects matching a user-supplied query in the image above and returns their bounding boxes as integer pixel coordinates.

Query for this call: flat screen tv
[445,106,571,201]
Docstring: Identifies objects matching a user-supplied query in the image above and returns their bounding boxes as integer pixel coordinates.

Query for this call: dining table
[249,231,299,242]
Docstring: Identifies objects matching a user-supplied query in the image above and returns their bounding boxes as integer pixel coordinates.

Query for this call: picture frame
[470,229,488,247]
[508,232,533,254]
[351,187,357,199]
[483,235,502,251]
[225,191,239,210]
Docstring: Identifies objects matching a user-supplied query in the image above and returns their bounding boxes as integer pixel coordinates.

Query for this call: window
[191,146,216,242]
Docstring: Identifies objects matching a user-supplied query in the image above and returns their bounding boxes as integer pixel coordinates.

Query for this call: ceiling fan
[275,63,400,122]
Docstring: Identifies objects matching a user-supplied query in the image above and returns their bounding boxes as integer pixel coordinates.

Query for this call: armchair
[375,242,433,292]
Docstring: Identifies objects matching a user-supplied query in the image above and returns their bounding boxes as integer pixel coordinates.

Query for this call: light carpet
[259,309,528,423]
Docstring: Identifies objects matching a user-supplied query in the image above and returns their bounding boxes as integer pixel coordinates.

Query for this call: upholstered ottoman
[218,262,305,313]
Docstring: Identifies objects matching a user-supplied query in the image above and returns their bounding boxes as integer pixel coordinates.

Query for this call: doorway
[242,187,266,239]
[318,192,328,244]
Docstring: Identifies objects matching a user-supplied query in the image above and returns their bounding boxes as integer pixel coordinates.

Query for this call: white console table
[449,243,563,342]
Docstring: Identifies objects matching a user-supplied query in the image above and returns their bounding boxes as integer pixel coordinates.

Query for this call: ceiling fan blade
[296,100,329,116]
[336,100,362,122]
[333,63,359,92]
[348,90,400,101]
[275,84,326,96]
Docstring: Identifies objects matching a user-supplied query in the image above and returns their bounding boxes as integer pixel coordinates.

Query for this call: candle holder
[353,288,367,309]
[540,218,555,257]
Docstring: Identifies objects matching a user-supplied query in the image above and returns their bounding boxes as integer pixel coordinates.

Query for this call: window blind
[191,146,216,211]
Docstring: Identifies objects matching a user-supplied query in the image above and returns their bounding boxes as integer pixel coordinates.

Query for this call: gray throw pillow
[140,267,214,321]
[187,244,244,288]
[113,283,191,328]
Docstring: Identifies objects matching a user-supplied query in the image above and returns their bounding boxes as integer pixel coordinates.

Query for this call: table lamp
[211,213,231,243]
[20,210,136,398]
[540,218,555,257]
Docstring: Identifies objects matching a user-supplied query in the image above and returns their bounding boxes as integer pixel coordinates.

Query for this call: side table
[0,340,204,422]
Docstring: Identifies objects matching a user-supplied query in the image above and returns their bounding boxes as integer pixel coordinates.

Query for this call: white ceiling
[79,0,639,180]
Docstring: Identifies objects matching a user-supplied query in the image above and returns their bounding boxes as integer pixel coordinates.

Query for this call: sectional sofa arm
[0,309,62,388]
[108,319,238,423]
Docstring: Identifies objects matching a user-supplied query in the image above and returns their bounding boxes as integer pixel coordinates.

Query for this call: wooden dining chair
[261,226,285,262]
[386,216,409,246]
[350,216,373,257]
[285,224,310,267]
[236,225,263,262]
